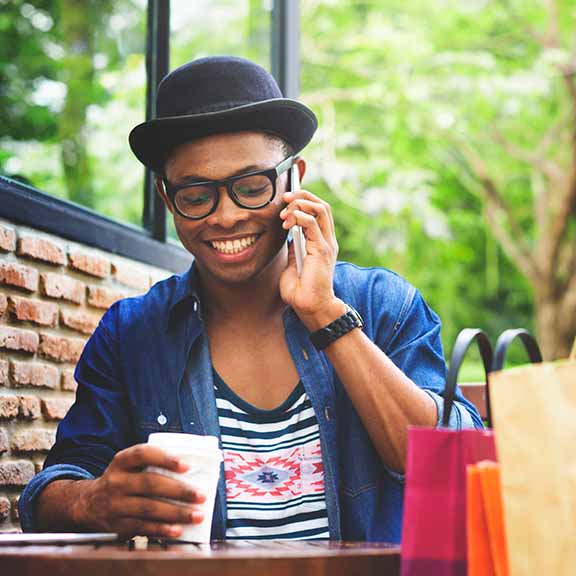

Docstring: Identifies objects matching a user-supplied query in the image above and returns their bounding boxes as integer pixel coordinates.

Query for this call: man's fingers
[114,518,184,540]
[130,471,206,504]
[111,444,188,473]
[284,210,328,247]
[115,496,205,525]
[281,192,336,241]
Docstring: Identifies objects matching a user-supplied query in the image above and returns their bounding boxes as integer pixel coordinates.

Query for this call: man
[20,56,482,542]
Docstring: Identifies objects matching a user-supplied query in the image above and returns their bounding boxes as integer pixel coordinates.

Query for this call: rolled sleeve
[424,390,479,430]
[18,464,95,532]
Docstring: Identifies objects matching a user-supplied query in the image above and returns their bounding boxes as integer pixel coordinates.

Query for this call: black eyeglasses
[163,155,294,220]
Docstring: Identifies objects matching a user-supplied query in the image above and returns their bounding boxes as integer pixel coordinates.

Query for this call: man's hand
[279,190,345,330]
[39,444,206,539]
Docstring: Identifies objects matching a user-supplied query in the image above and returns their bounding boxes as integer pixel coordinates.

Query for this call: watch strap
[309,305,364,350]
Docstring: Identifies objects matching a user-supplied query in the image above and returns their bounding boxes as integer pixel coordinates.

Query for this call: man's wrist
[298,298,348,332]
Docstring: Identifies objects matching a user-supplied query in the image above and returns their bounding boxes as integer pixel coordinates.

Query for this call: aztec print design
[214,372,330,540]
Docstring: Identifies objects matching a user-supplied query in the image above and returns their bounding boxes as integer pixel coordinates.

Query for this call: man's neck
[198,245,288,326]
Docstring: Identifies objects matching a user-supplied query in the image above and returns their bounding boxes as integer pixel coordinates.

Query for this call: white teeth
[210,235,258,254]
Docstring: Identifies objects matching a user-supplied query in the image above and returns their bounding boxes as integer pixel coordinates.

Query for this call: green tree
[0,0,60,166]
[300,0,575,359]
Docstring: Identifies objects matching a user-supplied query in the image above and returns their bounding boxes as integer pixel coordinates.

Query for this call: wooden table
[0,539,401,576]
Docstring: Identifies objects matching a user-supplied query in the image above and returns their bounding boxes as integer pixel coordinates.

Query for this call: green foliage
[299,0,574,352]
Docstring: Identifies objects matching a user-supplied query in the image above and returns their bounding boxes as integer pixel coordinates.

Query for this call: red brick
[112,262,150,291]
[0,225,16,252]
[68,252,111,278]
[0,396,18,419]
[11,429,55,453]
[61,370,77,392]
[0,461,35,486]
[0,293,7,317]
[0,497,9,521]
[40,272,84,304]
[10,361,59,390]
[87,285,125,309]
[41,397,74,421]
[0,326,38,354]
[60,308,101,335]
[0,360,8,386]
[0,429,8,453]
[39,333,85,364]
[17,235,66,266]
[10,496,19,522]
[8,295,58,327]
[0,262,38,292]
[18,395,41,420]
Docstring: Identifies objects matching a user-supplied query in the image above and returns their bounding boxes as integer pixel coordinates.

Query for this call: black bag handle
[492,328,542,372]
[443,328,493,428]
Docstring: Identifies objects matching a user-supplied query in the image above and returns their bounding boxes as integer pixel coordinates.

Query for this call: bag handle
[492,328,542,372]
[443,328,493,428]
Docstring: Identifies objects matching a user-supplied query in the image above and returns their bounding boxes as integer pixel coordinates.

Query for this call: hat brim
[129,99,317,173]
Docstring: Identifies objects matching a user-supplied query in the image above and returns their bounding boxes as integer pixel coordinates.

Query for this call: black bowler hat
[129,56,318,173]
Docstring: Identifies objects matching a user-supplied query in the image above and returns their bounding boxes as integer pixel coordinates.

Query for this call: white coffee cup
[147,432,222,543]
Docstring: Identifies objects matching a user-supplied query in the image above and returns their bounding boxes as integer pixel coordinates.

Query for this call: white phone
[290,165,306,276]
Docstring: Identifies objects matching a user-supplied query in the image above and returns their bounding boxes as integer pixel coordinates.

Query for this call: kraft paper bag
[490,358,576,576]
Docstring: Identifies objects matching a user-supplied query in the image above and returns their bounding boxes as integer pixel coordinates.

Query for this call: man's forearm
[301,299,437,472]
[323,327,437,472]
[36,479,94,532]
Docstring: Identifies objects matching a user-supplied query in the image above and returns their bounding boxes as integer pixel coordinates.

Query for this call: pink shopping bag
[401,329,496,576]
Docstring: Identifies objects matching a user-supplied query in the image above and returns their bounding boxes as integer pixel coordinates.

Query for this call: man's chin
[197,260,262,286]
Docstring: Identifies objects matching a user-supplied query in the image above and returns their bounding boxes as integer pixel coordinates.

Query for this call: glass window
[0,0,147,227]
[170,0,271,71]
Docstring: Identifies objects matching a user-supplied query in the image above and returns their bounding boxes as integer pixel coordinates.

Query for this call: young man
[20,56,482,542]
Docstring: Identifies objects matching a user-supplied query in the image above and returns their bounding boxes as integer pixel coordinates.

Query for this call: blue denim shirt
[19,261,482,541]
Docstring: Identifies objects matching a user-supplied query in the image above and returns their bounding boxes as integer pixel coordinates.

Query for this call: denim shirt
[19,261,482,541]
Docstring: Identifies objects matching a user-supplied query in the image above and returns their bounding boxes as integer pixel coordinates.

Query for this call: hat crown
[157,56,283,118]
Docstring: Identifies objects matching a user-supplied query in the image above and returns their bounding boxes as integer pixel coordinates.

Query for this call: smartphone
[290,165,306,277]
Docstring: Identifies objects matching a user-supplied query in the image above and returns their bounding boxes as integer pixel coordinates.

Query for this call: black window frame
[0,0,299,274]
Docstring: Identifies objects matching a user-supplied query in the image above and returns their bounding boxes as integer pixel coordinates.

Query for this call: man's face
[159,131,292,285]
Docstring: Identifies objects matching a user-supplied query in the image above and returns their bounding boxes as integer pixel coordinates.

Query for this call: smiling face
[157,131,294,286]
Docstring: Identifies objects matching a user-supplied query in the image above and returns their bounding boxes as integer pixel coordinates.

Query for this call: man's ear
[154,176,174,215]
[296,157,307,183]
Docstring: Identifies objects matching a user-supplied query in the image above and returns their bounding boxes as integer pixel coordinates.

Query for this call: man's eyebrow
[173,164,267,185]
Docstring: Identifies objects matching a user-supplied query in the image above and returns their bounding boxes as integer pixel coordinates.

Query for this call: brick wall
[0,217,172,532]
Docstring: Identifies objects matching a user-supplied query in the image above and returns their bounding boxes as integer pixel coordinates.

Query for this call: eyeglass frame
[161,155,295,220]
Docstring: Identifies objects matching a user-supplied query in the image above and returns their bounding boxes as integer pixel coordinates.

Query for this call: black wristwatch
[309,304,364,350]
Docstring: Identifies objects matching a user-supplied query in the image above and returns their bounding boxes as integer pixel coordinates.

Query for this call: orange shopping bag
[466,463,495,576]
[467,462,509,576]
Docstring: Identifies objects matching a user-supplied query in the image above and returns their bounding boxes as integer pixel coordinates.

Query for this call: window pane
[0,0,147,228]
[170,0,271,71]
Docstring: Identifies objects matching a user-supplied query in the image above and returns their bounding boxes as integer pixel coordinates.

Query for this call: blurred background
[1,0,575,368]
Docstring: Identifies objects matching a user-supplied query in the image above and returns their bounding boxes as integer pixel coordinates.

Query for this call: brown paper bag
[490,352,576,576]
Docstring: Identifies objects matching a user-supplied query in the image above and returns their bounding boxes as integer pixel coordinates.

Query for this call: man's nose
[204,187,250,228]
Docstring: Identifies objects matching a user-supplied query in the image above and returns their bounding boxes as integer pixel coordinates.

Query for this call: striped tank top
[214,371,330,540]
